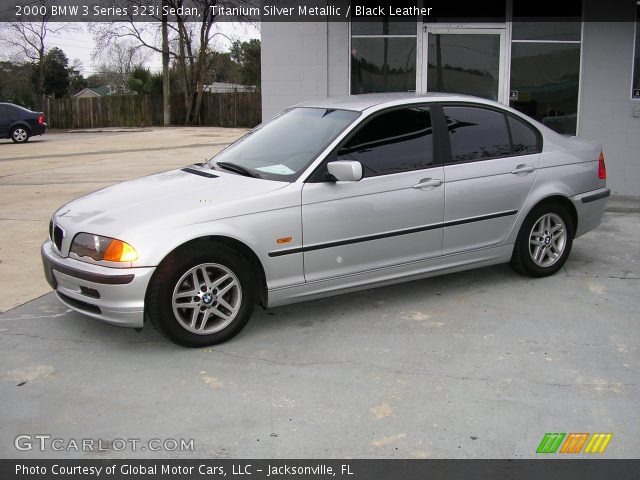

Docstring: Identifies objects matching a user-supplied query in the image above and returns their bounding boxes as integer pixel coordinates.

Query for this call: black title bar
[0,0,638,23]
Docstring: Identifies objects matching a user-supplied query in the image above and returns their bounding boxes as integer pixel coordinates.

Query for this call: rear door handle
[511,164,536,175]
[413,178,442,189]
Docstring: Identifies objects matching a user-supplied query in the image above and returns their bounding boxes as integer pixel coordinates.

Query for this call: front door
[301,106,444,283]
[422,27,508,104]
[0,106,10,136]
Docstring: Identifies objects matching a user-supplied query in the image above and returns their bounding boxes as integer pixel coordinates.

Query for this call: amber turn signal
[103,239,139,262]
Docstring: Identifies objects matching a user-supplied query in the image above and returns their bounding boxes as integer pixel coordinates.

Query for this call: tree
[37,47,70,98]
[90,0,257,125]
[67,59,88,96]
[125,67,176,96]
[93,40,149,94]
[161,0,171,125]
[230,39,260,89]
[0,61,37,107]
[0,0,75,109]
[127,66,153,94]
[207,51,240,84]
[151,70,178,96]
[86,74,107,88]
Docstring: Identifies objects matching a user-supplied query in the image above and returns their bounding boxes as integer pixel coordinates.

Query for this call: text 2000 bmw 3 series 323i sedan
[41,93,610,346]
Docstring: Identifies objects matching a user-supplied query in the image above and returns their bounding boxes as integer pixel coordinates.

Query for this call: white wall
[261,21,349,121]
[579,3,640,195]
[261,22,327,121]
[327,22,350,97]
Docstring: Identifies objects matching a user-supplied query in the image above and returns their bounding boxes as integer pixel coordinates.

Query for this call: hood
[53,165,289,239]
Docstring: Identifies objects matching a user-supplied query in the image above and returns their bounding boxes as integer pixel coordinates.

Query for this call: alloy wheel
[13,128,27,142]
[171,263,242,335]
[528,213,567,267]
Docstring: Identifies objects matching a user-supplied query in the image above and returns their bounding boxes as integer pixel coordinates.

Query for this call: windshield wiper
[214,162,261,178]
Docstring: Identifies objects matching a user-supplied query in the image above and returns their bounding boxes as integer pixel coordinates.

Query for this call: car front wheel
[10,126,30,143]
[510,202,574,277]
[146,241,256,347]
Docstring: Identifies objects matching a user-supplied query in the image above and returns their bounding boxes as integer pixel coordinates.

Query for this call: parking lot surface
[0,128,246,313]
[1,203,638,457]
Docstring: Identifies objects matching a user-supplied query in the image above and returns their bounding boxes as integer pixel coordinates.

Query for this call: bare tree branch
[0,0,76,109]
[89,0,258,124]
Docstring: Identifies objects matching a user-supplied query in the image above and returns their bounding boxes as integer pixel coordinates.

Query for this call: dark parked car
[0,102,47,143]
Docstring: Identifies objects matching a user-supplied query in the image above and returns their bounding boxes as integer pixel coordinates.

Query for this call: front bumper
[41,240,155,328]
[570,187,610,238]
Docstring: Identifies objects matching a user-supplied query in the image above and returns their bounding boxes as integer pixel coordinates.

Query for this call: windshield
[209,107,360,181]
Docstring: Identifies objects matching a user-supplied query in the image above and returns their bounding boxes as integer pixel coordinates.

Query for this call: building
[261,0,640,195]
[73,85,115,98]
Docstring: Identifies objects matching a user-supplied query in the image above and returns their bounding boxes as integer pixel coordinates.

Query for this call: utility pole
[161,0,171,126]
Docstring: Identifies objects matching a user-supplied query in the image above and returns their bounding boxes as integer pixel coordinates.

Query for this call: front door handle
[511,164,536,175]
[413,178,442,189]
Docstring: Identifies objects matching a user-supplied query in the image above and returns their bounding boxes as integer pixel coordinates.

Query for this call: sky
[18,21,260,76]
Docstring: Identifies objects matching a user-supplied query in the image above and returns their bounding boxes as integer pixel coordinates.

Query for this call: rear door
[441,105,541,254]
[301,106,445,282]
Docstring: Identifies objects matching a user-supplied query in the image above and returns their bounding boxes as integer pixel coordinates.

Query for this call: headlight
[70,233,139,262]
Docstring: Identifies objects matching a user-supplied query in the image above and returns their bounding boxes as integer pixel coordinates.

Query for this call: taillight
[598,151,606,180]
[38,115,44,125]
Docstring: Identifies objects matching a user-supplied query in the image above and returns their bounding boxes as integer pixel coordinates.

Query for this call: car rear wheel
[146,241,256,347]
[10,126,29,143]
[510,202,574,277]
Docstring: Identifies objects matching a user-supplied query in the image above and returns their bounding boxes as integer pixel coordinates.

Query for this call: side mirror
[327,160,363,182]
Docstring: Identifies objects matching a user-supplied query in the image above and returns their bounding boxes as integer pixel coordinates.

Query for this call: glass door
[422,27,507,103]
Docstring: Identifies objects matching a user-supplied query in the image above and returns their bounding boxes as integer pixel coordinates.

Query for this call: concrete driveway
[0,128,246,313]
[0,129,638,459]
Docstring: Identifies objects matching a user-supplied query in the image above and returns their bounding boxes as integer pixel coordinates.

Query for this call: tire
[510,202,574,277]
[146,241,256,347]
[10,126,30,143]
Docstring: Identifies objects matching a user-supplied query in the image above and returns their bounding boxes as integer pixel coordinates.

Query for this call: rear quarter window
[507,115,541,154]
[3,106,19,117]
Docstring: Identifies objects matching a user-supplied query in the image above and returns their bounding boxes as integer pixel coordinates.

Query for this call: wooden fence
[44,92,261,129]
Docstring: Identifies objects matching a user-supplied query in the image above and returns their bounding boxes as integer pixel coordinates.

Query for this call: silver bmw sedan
[42,93,610,346]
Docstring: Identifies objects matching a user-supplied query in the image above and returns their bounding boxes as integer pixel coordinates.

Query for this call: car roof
[0,102,34,112]
[295,92,499,112]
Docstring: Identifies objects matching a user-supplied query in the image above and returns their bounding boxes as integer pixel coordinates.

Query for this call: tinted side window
[3,106,18,118]
[338,107,434,177]
[444,106,511,163]
[508,115,540,154]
